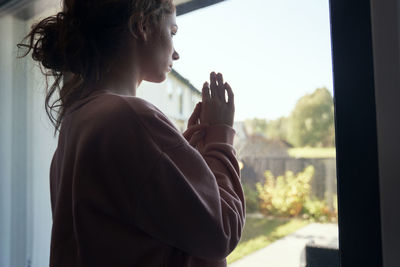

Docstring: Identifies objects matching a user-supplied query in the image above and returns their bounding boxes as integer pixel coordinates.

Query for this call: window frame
[329,0,383,266]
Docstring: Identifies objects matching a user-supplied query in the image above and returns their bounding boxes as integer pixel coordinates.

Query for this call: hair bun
[40,15,66,71]
[20,11,88,73]
[21,12,70,72]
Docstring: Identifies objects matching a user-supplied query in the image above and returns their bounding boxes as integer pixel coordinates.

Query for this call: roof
[170,68,202,96]
[237,135,290,158]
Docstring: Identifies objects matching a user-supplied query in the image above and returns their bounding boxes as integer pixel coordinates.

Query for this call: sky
[171,0,334,121]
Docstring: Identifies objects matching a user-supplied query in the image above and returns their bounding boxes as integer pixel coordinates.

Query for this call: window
[178,87,184,115]
[166,80,173,99]
[174,1,338,266]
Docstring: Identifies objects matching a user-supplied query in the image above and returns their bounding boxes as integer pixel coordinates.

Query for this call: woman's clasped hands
[183,71,235,148]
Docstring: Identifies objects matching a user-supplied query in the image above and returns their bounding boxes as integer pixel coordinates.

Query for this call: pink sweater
[49,90,245,267]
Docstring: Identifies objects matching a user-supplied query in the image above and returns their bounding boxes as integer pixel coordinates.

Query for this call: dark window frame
[330,0,383,266]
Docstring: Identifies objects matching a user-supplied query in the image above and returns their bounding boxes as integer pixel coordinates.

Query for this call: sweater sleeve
[131,111,245,260]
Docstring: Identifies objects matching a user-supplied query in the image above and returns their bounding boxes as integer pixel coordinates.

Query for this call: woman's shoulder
[113,94,187,150]
[78,91,187,150]
[66,91,164,124]
[92,92,173,126]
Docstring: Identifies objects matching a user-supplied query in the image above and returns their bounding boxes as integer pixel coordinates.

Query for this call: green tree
[244,117,268,136]
[244,117,289,141]
[287,87,335,147]
[265,116,289,141]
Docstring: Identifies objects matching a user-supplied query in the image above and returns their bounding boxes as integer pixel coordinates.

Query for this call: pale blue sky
[172,0,333,121]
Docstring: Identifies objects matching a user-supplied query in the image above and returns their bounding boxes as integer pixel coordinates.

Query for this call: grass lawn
[227,217,309,264]
[288,147,336,158]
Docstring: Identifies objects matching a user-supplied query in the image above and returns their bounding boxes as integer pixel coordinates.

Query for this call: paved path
[229,223,338,267]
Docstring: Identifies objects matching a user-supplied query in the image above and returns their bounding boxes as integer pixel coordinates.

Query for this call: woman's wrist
[203,124,235,145]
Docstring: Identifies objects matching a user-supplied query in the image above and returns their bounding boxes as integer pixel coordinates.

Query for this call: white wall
[0,15,16,267]
[0,14,30,267]
[0,5,58,267]
[370,1,400,267]
[25,8,60,267]
[26,56,58,267]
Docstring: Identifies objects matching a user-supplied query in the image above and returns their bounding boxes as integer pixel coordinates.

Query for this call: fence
[240,156,337,211]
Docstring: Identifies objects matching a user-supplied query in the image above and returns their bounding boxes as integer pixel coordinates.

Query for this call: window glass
[173,0,338,266]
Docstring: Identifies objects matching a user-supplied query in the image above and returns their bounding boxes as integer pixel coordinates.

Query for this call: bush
[302,197,332,222]
[256,166,315,217]
[242,183,260,213]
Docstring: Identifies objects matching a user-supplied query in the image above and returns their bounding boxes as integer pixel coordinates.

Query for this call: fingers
[207,72,227,103]
[182,124,207,140]
[216,73,225,102]
[209,72,218,100]
[202,82,210,102]
[187,102,201,127]
[189,131,205,147]
[224,82,234,108]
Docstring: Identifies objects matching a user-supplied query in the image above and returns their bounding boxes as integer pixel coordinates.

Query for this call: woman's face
[140,12,180,83]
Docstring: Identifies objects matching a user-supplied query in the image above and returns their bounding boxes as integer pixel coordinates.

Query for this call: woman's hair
[18,0,175,135]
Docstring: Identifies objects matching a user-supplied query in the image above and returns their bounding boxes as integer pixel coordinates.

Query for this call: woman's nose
[172,50,179,60]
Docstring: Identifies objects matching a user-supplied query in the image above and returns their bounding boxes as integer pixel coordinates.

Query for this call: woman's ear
[137,21,148,42]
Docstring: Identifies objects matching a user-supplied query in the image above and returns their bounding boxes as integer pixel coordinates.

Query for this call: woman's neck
[97,66,141,96]
[95,41,143,96]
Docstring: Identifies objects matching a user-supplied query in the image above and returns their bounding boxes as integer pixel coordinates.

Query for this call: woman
[19,0,245,266]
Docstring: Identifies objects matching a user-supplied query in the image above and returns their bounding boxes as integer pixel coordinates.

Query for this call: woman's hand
[201,72,235,127]
[183,71,235,148]
[183,102,207,147]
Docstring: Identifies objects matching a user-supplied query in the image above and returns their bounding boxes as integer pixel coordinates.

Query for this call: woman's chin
[145,72,167,83]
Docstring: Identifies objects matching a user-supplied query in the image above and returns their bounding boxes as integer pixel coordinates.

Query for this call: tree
[244,117,268,136]
[242,87,335,147]
[287,87,335,147]
[244,117,288,140]
[265,116,289,141]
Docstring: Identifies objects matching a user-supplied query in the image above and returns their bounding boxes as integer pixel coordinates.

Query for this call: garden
[227,165,338,264]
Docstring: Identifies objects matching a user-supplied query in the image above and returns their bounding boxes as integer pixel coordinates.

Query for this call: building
[137,68,202,132]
